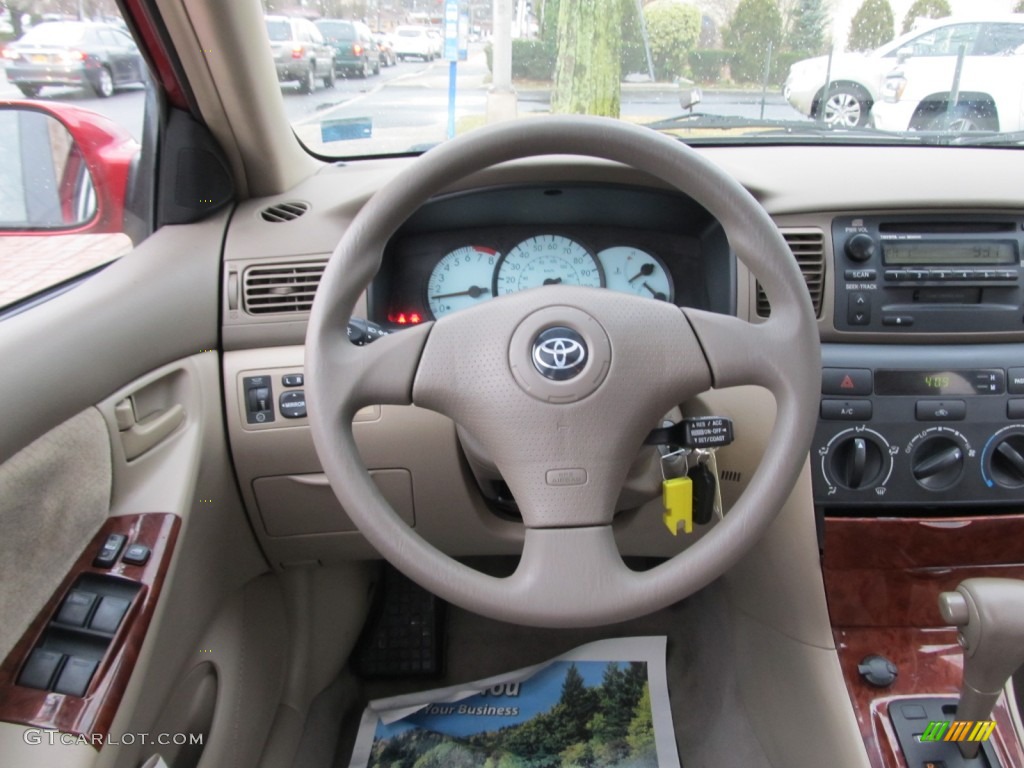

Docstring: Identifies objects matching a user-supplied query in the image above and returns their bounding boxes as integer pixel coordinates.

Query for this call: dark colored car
[265,15,336,93]
[315,19,379,78]
[1,21,145,99]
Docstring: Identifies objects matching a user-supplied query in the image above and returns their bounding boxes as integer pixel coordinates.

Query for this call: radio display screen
[882,241,1017,265]
[874,369,1006,396]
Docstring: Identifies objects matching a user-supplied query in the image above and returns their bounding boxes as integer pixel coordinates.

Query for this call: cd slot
[878,221,1017,234]
[910,287,981,304]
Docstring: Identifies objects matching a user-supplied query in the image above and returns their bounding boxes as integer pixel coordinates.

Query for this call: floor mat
[296,578,772,768]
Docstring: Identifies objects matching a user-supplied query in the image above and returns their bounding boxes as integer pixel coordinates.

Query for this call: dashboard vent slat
[260,201,310,223]
[243,261,326,314]
[756,229,826,318]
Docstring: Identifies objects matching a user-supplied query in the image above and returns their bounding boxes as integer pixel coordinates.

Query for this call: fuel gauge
[597,247,673,301]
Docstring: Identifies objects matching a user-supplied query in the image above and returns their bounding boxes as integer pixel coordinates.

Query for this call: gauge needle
[628,263,655,283]
[430,285,491,299]
[642,281,667,301]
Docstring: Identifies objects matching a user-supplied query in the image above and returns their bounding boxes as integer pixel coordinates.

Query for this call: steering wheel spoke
[307,321,432,425]
[684,309,797,391]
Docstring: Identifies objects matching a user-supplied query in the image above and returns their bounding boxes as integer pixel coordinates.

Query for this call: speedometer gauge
[427,246,500,318]
[597,247,673,301]
[495,235,601,295]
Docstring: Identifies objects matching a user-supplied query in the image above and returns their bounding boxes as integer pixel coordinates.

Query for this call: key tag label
[662,476,693,535]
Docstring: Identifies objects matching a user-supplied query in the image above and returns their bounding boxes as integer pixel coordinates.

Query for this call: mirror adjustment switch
[122,543,150,565]
[53,657,98,698]
[89,596,132,634]
[279,391,307,419]
[282,373,304,387]
[93,533,126,568]
[18,649,65,690]
[56,590,98,627]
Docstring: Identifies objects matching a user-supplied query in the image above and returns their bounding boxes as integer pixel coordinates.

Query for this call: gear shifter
[938,578,1024,759]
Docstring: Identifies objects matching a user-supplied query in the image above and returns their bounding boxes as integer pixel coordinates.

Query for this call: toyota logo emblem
[532,327,588,381]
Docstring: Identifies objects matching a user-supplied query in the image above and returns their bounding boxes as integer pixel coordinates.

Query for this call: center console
[817,213,1024,768]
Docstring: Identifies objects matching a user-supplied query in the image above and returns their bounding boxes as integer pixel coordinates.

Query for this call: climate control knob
[911,437,964,491]
[987,433,1024,489]
[829,435,885,490]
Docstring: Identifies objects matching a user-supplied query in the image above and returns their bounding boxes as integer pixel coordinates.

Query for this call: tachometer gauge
[495,235,601,295]
[427,246,500,318]
[597,246,673,301]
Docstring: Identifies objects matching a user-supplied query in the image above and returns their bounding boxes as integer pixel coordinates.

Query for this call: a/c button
[821,400,873,420]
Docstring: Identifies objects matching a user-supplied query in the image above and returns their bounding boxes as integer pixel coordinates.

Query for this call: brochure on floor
[349,635,680,768]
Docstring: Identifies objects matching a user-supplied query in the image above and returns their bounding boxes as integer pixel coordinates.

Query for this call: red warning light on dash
[388,312,424,325]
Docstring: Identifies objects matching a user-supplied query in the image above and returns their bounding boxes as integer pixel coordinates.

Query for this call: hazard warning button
[822,368,872,396]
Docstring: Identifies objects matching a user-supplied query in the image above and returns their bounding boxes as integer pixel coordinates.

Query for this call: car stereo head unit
[833,215,1024,334]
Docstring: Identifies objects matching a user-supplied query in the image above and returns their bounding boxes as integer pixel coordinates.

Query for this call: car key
[689,460,718,526]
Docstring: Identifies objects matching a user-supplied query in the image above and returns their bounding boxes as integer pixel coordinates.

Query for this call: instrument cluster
[376,225,712,325]
[425,235,672,319]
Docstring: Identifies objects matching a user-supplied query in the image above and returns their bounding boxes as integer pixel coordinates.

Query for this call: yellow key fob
[662,476,694,535]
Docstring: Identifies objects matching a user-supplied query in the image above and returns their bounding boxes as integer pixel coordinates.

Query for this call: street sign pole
[445,0,460,139]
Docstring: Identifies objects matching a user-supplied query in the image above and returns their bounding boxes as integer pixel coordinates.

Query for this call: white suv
[393,25,437,62]
[872,19,1024,132]
[784,15,1024,128]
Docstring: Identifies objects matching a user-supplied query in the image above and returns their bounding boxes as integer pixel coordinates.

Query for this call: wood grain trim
[0,513,179,743]
[824,515,1024,627]
[825,515,1024,571]
[834,627,1024,768]
[824,515,1024,767]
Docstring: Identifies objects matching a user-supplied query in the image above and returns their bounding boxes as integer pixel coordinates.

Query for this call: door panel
[0,408,111,662]
[0,208,277,768]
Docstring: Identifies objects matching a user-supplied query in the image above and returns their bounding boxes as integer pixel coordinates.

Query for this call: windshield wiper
[643,112,914,141]
[945,130,1024,147]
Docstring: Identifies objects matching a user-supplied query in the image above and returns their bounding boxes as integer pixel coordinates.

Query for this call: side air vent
[243,261,325,314]
[756,229,826,318]
[260,201,309,223]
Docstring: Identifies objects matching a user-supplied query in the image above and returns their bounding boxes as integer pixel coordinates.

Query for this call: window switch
[93,533,126,568]
[89,596,132,634]
[122,543,150,566]
[18,649,65,690]
[53,657,98,698]
[55,590,98,627]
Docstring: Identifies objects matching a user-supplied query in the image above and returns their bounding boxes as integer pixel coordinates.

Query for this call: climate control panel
[813,344,1024,508]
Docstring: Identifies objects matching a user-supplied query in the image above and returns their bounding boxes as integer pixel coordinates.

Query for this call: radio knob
[911,437,964,491]
[988,434,1024,489]
[829,435,885,490]
[845,233,876,263]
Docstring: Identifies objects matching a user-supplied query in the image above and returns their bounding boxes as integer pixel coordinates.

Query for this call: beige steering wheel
[306,116,820,628]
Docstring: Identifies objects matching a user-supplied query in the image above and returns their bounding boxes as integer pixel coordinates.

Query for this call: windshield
[271,0,1024,158]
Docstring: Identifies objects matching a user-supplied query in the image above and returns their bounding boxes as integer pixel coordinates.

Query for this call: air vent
[243,261,325,314]
[260,201,309,223]
[756,229,826,318]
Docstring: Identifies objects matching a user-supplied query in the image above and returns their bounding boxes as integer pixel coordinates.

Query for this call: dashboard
[219,150,1024,565]
[368,184,734,327]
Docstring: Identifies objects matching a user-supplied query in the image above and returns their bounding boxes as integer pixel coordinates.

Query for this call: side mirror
[0,101,139,235]
[897,46,913,64]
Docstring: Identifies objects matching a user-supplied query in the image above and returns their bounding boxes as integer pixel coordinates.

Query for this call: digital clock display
[882,240,1017,265]
[874,369,1005,396]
